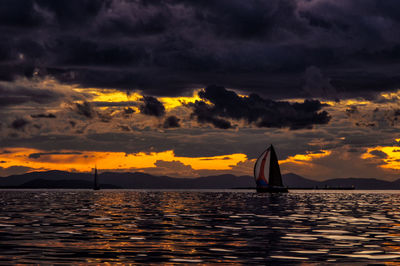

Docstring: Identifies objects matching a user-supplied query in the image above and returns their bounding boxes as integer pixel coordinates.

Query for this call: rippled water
[2,190,400,263]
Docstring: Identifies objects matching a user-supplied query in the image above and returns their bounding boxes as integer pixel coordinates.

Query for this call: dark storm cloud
[75,101,96,118]
[189,86,330,129]
[1,0,400,99]
[163,116,180,128]
[31,113,56,118]
[0,0,45,28]
[10,118,29,130]
[369,149,388,159]
[53,37,149,67]
[139,96,165,117]
[345,105,400,128]
[124,107,135,114]
[35,0,106,27]
[188,101,233,129]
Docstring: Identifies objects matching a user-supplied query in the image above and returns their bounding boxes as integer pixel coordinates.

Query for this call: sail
[254,145,284,188]
[268,145,284,187]
[254,147,271,187]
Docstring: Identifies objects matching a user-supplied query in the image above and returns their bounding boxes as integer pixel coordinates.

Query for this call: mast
[93,166,99,190]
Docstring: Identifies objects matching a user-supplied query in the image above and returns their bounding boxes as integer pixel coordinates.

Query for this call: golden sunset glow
[72,88,204,111]
[0,148,247,173]
[159,89,203,110]
[362,146,400,170]
[279,150,331,165]
[73,88,142,102]
[380,90,400,100]
[322,99,371,107]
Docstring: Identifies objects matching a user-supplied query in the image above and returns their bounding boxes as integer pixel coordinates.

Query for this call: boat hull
[256,186,288,193]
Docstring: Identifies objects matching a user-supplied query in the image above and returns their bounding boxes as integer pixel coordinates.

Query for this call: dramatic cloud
[280,146,397,180]
[189,101,233,129]
[303,66,337,100]
[163,116,180,128]
[31,113,56,118]
[75,101,96,119]
[1,0,400,180]
[0,0,399,99]
[189,86,331,129]
[0,82,63,108]
[11,118,29,130]
[369,149,388,159]
[139,96,166,117]
[345,100,400,129]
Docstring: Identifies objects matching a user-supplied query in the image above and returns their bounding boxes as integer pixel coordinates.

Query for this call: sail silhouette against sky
[254,145,287,192]
[1,0,400,180]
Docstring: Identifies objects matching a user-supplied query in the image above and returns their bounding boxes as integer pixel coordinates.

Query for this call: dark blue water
[1,190,400,264]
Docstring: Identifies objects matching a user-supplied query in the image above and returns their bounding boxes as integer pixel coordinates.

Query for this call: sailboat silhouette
[254,145,288,193]
[93,166,100,190]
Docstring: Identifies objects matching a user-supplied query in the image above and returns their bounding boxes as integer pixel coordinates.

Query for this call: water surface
[1,190,400,264]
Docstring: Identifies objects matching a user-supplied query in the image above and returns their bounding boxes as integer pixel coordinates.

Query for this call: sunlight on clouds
[279,150,331,165]
[322,99,371,106]
[362,146,400,170]
[0,148,247,174]
[73,88,142,102]
[159,89,203,110]
[73,88,204,111]
[379,90,400,101]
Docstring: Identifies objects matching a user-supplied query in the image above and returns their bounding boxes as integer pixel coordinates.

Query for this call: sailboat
[93,166,100,190]
[254,145,288,193]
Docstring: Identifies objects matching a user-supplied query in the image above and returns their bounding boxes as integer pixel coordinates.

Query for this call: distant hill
[0,170,398,189]
[0,170,92,186]
[12,179,119,189]
[282,173,320,188]
[0,171,254,189]
[283,173,395,190]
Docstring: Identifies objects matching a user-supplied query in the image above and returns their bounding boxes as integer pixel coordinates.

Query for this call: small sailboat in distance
[93,166,100,190]
[254,145,288,193]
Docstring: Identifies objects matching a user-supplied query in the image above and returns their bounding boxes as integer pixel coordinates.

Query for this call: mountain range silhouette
[0,171,399,189]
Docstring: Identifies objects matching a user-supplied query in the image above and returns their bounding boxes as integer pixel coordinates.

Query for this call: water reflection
[2,190,400,263]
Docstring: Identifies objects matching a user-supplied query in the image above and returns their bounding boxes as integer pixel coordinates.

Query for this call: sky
[1,0,400,180]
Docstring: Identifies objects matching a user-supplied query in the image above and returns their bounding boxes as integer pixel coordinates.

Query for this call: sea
[1,190,400,264]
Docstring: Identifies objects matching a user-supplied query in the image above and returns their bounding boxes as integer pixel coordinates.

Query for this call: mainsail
[254,145,284,188]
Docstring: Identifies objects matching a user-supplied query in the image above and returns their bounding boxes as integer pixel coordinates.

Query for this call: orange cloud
[362,146,400,170]
[279,150,331,166]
